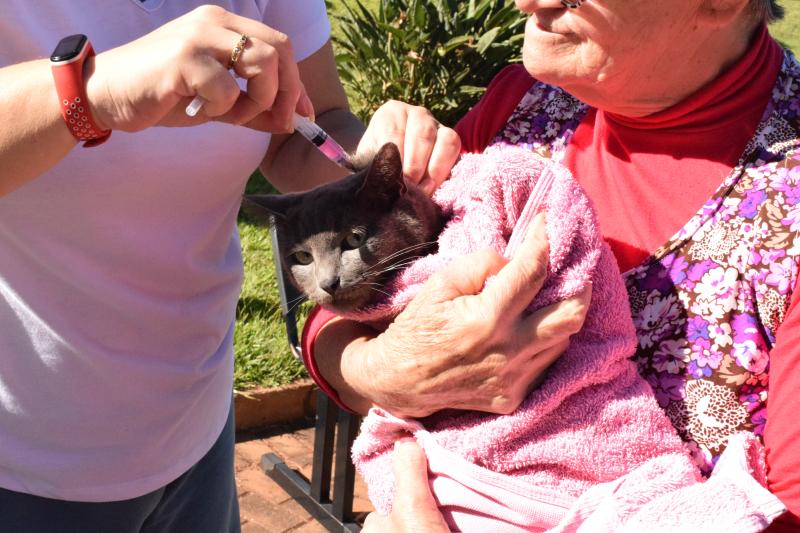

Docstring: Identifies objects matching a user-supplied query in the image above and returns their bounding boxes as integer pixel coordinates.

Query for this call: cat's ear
[240,194,298,225]
[357,142,407,204]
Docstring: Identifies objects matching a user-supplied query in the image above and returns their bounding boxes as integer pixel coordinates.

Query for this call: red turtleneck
[563,24,783,272]
[459,26,783,271]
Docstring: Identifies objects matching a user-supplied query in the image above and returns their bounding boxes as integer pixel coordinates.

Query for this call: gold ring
[228,34,248,69]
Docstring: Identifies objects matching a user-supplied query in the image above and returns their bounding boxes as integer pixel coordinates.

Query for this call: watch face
[50,34,88,62]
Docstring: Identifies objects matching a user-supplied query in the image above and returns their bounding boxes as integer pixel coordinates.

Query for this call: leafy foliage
[329,0,525,126]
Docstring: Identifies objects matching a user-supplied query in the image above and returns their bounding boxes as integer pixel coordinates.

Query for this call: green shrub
[329,0,525,127]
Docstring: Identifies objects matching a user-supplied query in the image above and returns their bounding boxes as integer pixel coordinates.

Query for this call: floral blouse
[490,50,800,474]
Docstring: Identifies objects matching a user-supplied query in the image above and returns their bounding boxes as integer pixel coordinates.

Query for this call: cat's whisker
[367,264,417,278]
[362,255,427,277]
[285,295,308,316]
[377,240,438,262]
[361,246,434,275]
[365,240,438,271]
[283,293,307,309]
[365,286,393,299]
[358,280,381,286]
[287,294,306,307]
[360,266,416,283]
[358,280,393,293]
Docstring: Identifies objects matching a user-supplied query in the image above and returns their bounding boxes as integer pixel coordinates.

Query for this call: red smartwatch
[50,34,111,147]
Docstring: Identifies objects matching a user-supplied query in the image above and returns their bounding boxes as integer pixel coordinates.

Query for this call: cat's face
[244,143,443,312]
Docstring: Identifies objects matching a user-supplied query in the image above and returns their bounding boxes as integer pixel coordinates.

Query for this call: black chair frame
[260,225,362,532]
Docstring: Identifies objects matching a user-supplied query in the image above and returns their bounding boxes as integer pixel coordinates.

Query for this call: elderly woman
[304,0,799,530]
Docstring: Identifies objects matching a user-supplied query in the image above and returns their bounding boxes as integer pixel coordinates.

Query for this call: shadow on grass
[236,295,282,321]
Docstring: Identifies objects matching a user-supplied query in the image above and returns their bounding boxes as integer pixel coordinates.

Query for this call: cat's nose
[319,277,340,295]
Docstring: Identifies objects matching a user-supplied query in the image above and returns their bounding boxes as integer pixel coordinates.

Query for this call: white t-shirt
[0,0,330,501]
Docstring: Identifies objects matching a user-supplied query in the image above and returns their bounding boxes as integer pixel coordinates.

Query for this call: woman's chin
[522,51,566,86]
[523,36,576,79]
[522,42,600,94]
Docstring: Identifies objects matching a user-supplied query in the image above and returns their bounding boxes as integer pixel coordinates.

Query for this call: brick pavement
[235,423,373,532]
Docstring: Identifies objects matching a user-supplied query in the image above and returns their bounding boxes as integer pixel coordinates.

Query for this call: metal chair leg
[261,393,361,532]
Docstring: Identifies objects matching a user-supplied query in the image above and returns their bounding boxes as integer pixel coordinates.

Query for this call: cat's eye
[343,230,366,249]
[290,250,313,265]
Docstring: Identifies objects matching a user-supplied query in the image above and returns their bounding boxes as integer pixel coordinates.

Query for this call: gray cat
[243,143,445,312]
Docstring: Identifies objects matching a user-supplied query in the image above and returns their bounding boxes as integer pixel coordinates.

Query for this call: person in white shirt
[0,1,463,530]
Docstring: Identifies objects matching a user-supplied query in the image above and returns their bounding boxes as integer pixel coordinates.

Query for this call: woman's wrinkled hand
[361,439,449,533]
[357,100,461,196]
[85,5,313,133]
[344,212,591,418]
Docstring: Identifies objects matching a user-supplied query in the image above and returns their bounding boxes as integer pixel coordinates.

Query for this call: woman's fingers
[476,286,592,414]
[418,247,508,304]
[489,339,569,414]
[361,512,386,531]
[202,24,306,129]
[185,52,242,118]
[224,36,281,118]
[216,9,305,128]
[87,5,310,132]
[419,213,550,311]
[361,439,450,533]
[368,212,591,417]
[520,285,592,347]
[480,212,550,318]
[402,106,439,184]
[358,101,409,160]
[391,439,432,508]
[391,440,450,531]
[358,101,460,195]
[423,125,461,194]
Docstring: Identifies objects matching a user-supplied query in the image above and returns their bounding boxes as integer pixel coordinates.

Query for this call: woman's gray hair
[751,0,784,23]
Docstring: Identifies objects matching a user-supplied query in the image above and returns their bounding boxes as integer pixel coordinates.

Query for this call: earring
[560,0,584,7]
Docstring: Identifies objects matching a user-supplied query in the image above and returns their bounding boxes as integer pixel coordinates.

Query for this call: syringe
[185,96,356,172]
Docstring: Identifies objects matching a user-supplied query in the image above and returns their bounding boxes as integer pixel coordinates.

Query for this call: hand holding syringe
[186,96,356,172]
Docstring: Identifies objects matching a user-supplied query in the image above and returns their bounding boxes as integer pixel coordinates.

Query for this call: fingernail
[394,436,415,450]
[298,92,315,122]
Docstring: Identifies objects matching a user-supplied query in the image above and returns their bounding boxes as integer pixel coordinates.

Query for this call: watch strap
[51,37,111,147]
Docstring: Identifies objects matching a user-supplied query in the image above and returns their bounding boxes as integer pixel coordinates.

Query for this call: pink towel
[341,145,592,323]
[350,145,785,531]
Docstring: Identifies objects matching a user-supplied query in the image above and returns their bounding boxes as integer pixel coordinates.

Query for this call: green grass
[772,0,800,52]
[233,173,313,390]
[234,219,310,390]
[233,0,800,389]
